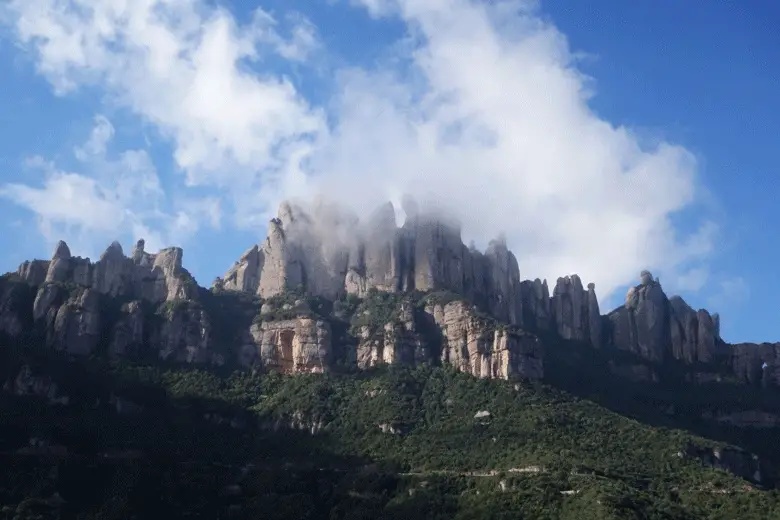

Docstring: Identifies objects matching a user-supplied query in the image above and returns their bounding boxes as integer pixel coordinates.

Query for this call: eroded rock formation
[248,318,331,374]
[220,201,601,347]
[0,200,777,388]
[18,239,196,304]
[426,300,543,380]
[355,299,427,369]
[2,239,197,358]
[347,295,542,380]
[732,342,780,388]
[606,271,726,364]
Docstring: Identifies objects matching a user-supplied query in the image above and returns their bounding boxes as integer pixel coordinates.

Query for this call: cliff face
[1,238,199,360]
[219,202,596,346]
[249,318,330,374]
[0,199,777,389]
[349,295,543,380]
[605,271,726,366]
[19,239,196,304]
[426,300,543,380]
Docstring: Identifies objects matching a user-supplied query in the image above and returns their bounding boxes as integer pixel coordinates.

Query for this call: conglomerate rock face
[0,198,776,388]
[3,239,198,359]
[219,201,599,347]
[347,296,542,380]
[605,271,726,365]
[19,239,196,304]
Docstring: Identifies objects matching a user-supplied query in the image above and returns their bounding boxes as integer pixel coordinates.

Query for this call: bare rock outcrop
[49,288,102,356]
[550,275,602,346]
[683,444,765,484]
[0,276,33,338]
[606,271,724,364]
[732,342,780,388]
[30,284,101,355]
[427,300,543,380]
[28,239,196,305]
[110,301,145,357]
[154,302,213,364]
[17,259,49,286]
[3,365,68,405]
[248,318,330,374]
[355,300,426,368]
[223,245,263,293]
[45,241,72,283]
[2,239,203,359]
[345,202,404,297]
[519,279,551,332]
[222,200,541,332]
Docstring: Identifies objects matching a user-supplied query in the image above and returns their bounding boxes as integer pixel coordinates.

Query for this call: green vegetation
[257,285,333,323]
[0,337,779,519]
[178,268,200,294]
[2,281,780,518]
[417,290,466,308]
[349,289,409,335]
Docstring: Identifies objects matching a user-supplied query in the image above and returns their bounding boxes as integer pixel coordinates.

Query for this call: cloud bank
[1,0,717,302]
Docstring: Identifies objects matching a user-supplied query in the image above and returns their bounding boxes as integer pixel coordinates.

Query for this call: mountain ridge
[1,199,777,389]
[2,201,780,517]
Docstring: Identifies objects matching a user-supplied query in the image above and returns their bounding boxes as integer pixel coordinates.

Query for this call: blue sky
[0,0,777,344]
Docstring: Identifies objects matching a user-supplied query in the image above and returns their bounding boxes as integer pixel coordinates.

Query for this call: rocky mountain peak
[17,239,195,304]
[101,240,125,261]
[53,240,71,260]
[2,202,778,391]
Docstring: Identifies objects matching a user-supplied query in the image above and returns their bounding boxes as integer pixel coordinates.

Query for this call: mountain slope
[1,344,779,519]
[2,200,780,518]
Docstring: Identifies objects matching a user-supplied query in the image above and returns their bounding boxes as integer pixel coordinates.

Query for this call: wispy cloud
[708,276,750,309]
[0,115,219,255]
[1,0,718,301]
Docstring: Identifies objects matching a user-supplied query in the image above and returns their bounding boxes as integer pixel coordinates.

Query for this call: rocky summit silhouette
[3,199,780,520]
[0,199,776,389]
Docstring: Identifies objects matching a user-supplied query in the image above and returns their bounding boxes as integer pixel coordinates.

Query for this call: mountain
[1,199,779,518]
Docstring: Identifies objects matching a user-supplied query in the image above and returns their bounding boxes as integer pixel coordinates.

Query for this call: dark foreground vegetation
[1,341,779,520]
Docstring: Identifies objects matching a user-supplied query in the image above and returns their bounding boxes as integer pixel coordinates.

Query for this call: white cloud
[708,276,750,309]
[2,0,718,301]
[5,0,325,211]
[0,115,217,256]
[672,267,711,293]
[304,0,716,299]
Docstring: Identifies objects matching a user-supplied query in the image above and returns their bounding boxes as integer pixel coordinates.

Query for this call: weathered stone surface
[226,200,537,329]
[252,318,330,374]
[345,202,403,297]
[20,239,196,305]
[154,303,212,364]
[0,293,23,337]
[3,203,780,391]
[47,288,101,355]
[482,239,522,325]
[732,342,780,388]
[0,277,32,338]
[110,301,145,357]
[551,275,602,345]
[17,260,49,286]
[607,272,724,365]
[519,278,551,332]
[587,283,602,348]
[45,241,72,283]
[91,241,131,296]
[427,300,543,380]
[356,300,426,368]
[222,245,263,293]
